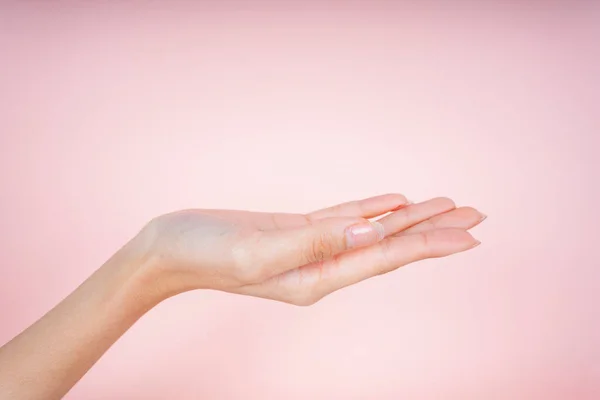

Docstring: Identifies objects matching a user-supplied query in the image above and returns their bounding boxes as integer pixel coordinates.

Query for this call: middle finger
[396,207,486,236]
[376,197,456,236]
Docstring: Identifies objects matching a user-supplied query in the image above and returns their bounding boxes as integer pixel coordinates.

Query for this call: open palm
[144,194,484,305]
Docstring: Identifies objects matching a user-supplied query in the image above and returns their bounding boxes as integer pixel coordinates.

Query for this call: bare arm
[0,194,485,399]
[0,234,160,399]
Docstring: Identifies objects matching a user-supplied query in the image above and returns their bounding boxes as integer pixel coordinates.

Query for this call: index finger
[307,193,409,220]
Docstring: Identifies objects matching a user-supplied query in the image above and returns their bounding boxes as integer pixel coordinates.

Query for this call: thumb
[240,217,385,281]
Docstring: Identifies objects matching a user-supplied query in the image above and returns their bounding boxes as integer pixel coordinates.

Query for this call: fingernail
[346,221,385,248]
[479,213,487,222]
[471,240,482,248]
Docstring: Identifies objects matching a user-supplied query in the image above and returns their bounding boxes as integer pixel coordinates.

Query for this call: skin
[0,193,485,399]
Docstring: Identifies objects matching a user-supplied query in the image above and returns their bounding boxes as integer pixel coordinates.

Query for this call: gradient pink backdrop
[1,1,599,399]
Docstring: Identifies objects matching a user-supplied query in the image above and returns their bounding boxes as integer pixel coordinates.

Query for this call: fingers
[396,207,487,236]
[233,197,467,285]
[376,197,457,236]
[304,229,479,302]
[240,228,479,305]
[307,193,409,220]
[232,217,386,282]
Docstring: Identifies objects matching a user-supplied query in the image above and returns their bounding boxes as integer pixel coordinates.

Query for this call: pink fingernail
[346,221,385,248]
[471,240,482,248]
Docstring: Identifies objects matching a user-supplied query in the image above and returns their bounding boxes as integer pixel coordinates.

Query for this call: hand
[137,194,485,305]
[0,193,486,399]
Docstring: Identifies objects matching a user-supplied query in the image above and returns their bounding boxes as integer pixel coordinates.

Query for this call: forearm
[0,196,484,399]
[0,236,162,400]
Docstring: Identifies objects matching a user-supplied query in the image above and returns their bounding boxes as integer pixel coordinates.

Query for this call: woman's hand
[0,193,485,399]
[137,194,485,305]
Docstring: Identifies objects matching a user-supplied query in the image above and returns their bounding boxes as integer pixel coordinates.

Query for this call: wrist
[95,228,166,314]
[121,221,190,304]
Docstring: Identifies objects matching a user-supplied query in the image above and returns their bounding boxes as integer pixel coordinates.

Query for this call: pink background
[1,1,599,399]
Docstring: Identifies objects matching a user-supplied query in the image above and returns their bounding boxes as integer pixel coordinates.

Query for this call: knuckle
[330,203,345,215]
[398,205,414,225]
[391,193,408,203]
[305,232,336,264]
[302,214,315,225]
[351,200,364,215]
[423,218,437,231]
[416,232,431,256]
[377,239,395,275]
